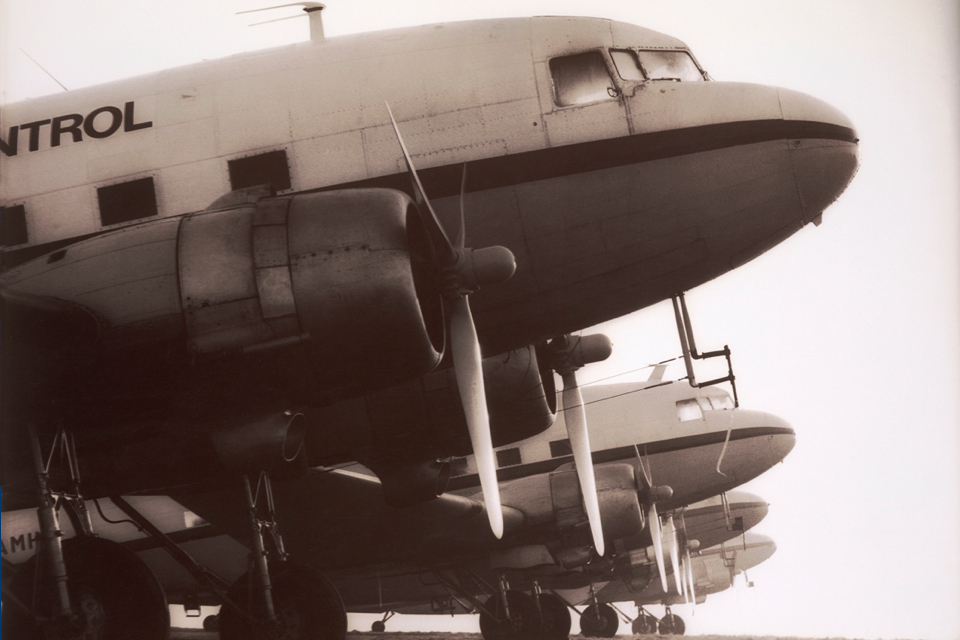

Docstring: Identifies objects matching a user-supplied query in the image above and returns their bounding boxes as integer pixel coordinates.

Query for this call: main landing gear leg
[631,606,659,635]
[657,605,686,636]
[218,472,347,640]
[1,427,169,640]
[531,582,571,640]
[579,584,619,638]
[478,574,538,640]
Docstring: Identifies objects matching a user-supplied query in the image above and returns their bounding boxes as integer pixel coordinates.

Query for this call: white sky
[2,1,959,639]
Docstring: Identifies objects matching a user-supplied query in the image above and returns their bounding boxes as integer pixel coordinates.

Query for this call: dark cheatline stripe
[2,119,855,271]
[446,426,795,491]
[308,119,857,199]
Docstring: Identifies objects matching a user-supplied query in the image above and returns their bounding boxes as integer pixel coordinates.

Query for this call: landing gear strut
[217,472,346,640]
[371,611,394,632]
[631,607,659,635]
[1,427,169,640]
[531,582,570,640]
[579,586,619,638]
[478,588,538,640]
[658,606,685,636]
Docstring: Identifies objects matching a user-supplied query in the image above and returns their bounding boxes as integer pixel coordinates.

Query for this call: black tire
[371,620,386,632]
[479,590,539,640]
[534,593,571,640]
[219,561,346,640]
[203,614,220,632]
[580,603,618,638]
[657,613,685,636]
[1,536,169,640]
[631,613,658,635]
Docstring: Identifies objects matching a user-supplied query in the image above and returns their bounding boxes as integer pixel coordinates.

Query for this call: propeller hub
[644,485,674,503]
[441,246,516,297]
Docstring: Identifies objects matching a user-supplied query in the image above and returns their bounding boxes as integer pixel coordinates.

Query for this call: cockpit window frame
[547,48,622,108]
[610,47,709,83]
[633,48,708,82]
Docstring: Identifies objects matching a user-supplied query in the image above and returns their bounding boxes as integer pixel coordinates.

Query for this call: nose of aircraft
[737,532,777,570]
[761,411,797,462]
[777,88,860,223]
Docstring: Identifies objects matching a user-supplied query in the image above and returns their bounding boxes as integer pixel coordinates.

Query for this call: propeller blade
[667,515,683,596]
[685,548,696,605]
[561,371,604,557]
[449,296,503,538]
[648,503,668,592]
[385,102,457,267]
[456,163,467,249]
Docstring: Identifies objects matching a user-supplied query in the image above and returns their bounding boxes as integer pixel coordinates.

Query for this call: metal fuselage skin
[1,17,850,501]
[2,16,857,354]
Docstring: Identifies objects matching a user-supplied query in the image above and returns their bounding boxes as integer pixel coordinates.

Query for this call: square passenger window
[97,177,158,227]
[496,447,522,468]
[610,49,645,81]
[1,204,28,247]
[229,150,291,192]
[549,51,617,107]
[549,439,573,458]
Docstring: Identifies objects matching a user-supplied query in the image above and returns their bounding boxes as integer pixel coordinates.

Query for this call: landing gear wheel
[631,612,659,635]
[219,562,346,640]
[1,536,169,640]
[203,614,221,632]
[658,613,685,636]
[479,590,538,640]
[580,603,619,638]
[534,593,571,640]
[371,620,386,632]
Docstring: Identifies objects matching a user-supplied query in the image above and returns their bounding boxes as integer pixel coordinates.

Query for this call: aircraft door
[535,50,630,147]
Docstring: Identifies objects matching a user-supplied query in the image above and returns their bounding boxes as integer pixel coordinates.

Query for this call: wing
[171,467,525,572]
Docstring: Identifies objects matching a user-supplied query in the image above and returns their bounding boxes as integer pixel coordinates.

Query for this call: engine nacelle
[178,189,444,396]
[497,463,644,569]
[374,460,452,508]
[310,344,557,470]
[2,189,445,409]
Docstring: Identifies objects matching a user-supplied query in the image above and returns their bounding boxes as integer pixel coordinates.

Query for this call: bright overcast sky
[2,2,959,639]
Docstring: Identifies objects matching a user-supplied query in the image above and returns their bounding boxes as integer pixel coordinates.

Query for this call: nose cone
[704,409,795,486]
[737,532,777,570]
[777,88,860,223]
[760,411,797,463]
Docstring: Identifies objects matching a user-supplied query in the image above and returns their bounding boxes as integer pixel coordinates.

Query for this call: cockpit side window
[636,50,704,82]
[549,51,617,107]
[677,398,703,422]
[610,49,645,81]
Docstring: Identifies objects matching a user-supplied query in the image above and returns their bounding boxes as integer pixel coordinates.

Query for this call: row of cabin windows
[0,150,291,248]
[550,49,704,107]
[449,438,576,477]
[4,51,700,248]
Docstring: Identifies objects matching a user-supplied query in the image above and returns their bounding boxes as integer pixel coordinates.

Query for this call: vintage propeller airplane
[1,5,855,640]
[609,531,778,637]
[2,373,789,640]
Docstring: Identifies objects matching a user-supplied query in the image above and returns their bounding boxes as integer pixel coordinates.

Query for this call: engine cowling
[317,345,558,504]
[1,189,445,412]
[495,463,645,569]
[179,189,444,396]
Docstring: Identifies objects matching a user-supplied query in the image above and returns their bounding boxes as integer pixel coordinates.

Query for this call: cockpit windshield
[676,392,735,421]
[635,50,704,82]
